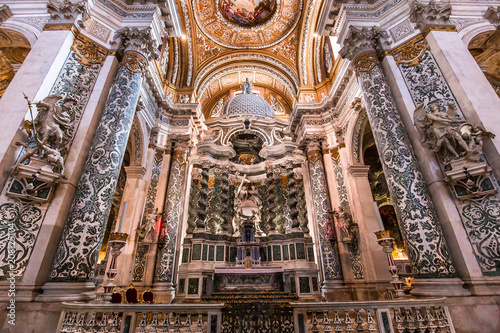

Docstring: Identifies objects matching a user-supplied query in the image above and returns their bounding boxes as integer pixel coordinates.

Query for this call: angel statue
[414,103,473,162]
[15,94,77,174]
[414,103,495,163]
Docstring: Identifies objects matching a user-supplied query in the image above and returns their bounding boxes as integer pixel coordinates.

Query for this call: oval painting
[221,0,277,27]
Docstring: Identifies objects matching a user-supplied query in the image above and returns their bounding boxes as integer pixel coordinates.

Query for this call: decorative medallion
[193,0,302,49]
[221,0,276,27]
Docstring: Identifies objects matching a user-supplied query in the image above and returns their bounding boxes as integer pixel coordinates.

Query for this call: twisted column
[286,162,300,230]
[220,166,230,234]
[340,27,456,280]
[266,163,278,234]
[48,28,158,284]
[307,140,343,281]
[196,164,210,231]
[186,169,200,235]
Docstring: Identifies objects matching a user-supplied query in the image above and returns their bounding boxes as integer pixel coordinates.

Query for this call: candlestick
[117,202,128,233]
[375,230,405,299]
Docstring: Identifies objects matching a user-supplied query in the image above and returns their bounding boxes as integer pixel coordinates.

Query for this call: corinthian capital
[485,6,500,28]
[410,0,454,34]
[47,0,87,24]
[115,27,160,61]
[339,26,389,61]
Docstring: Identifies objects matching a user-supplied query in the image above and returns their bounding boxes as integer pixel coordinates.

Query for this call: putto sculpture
[413,102,494,163]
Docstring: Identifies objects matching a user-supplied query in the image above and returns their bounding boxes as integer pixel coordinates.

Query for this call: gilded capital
[339,26,389,61]
[115,27,160,62]
[121,52,148,75]
[410,0,456,36]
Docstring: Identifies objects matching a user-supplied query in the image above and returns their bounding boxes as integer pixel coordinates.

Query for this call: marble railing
[292,298,455,333]
[56,302,224,333]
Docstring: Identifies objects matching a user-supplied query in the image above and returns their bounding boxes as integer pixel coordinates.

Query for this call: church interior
[0,0,499,332]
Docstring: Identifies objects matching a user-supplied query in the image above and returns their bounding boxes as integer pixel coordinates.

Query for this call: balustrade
[292,298,455,333]
[57,303,223,333]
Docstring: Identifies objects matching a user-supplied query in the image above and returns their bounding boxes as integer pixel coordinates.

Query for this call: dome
[222,79,275,119]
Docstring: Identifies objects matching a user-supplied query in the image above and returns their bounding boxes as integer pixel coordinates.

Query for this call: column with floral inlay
[39,28,159,301]
[339,27,469,296]
[153,139,190,302]
[306,139,343,293]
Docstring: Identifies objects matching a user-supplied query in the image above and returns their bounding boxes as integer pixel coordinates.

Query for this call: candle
[374,202,384,231]
[117,202,128,233]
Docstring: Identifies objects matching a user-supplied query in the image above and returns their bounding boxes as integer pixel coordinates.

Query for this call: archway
[468,29,500,97]
[0,28,31,98]
[361,123,412,275]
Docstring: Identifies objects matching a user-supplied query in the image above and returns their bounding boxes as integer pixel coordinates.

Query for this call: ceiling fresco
[169,0,337,118]
[193,0,302,49]
[221,0,277,27]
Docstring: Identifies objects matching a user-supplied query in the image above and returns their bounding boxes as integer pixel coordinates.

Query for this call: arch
[0,28,32,97]
[0,21,40,47]
[222,127,271,147]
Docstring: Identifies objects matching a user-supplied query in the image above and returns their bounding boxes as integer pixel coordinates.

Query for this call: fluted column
[306,140,343,285]
[340,27,468,296]
[153,139,190,299]
[40,28,158,300]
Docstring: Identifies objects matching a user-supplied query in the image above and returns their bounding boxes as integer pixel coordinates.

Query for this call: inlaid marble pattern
[0,202,43,279]
[396,48,500,276]
[0,49,101,279]
[358,63,455,278]
[308,152,343,280]
[331,154,364,279]
[132,154,162,282]
[132,244,149,282]
[154,153,187,282]
[49,64,142,282]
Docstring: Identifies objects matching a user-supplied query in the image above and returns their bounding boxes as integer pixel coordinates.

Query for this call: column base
[36,282,97,302]
[321,280,349,301]
[410,278,471,297]
[0,283,43,302]
[152,282,175,303]
[463,278,500,296]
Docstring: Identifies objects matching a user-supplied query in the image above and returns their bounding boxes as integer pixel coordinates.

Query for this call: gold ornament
[71,37,107,66]
[391,35,429,67]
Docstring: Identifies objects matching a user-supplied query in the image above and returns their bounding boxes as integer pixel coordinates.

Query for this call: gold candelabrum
[375,230,405,299]
[97,232,128,302]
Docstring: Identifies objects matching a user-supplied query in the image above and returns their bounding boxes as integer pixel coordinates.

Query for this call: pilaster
[339,25,469,296]
[153,138,190,302]
[305,139,343,297]
[37,27,158,301]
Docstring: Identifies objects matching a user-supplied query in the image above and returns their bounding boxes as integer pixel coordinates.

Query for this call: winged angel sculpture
[15,94,77,175]
[413,103,494,163]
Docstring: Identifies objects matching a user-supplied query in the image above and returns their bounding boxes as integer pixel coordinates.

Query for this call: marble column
[340,27,468,296]
[153,139,190,300]
[306,140,343,286]
[39,28,158,300]
[0,3,82,189]
[411,1,500,170]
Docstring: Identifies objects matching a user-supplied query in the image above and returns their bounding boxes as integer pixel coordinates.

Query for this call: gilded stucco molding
[390,34,429,67]
[71,35,108,66]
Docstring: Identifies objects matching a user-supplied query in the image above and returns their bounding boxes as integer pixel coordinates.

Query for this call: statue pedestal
[7,157,64,203]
